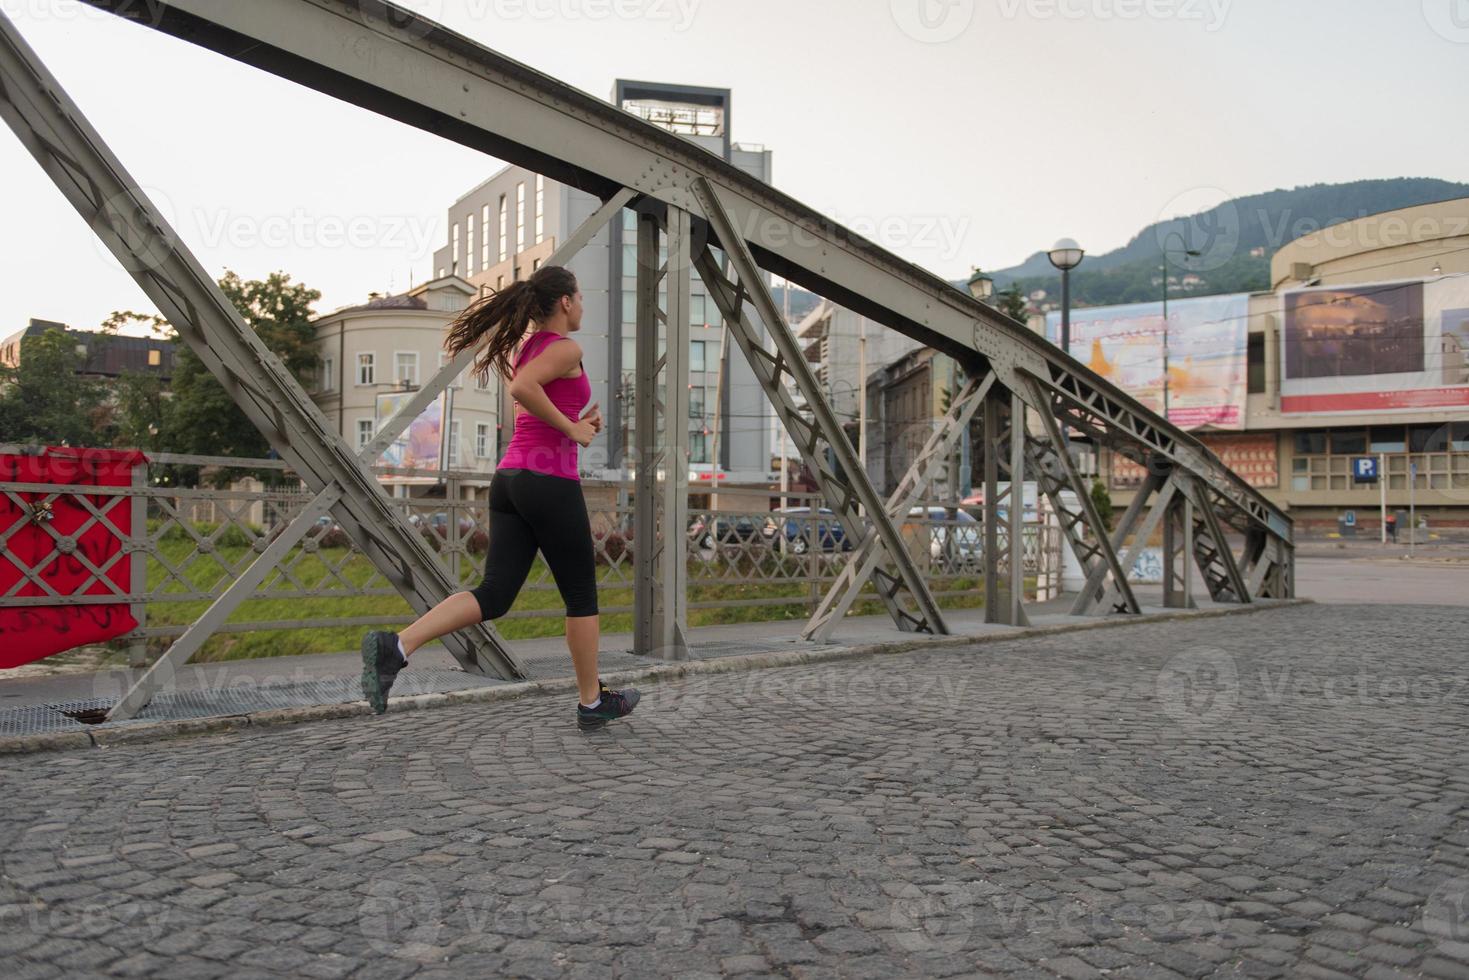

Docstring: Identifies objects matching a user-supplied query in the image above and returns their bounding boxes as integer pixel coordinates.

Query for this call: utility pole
[858,315,868,514]
[779,279,791,509]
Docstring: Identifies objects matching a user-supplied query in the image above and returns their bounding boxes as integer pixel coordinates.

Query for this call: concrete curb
[0,599,1311,756]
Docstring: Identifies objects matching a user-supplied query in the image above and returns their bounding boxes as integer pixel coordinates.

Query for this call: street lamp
[966,268,994,303]
[1046,238,1085,355]
[1160,231,1202,420]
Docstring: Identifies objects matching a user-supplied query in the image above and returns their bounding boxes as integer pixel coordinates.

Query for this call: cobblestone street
[2,603,1468,979]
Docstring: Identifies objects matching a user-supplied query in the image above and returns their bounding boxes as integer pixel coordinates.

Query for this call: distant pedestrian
[1385,513,1398,543]
[359,266,639,730]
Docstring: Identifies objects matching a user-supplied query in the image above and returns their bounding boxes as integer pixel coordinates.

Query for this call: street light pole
[1045,239,1085,356]
[1160,231,1201,421]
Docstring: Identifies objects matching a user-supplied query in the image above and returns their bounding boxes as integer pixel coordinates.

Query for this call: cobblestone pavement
[2,603,1468,979]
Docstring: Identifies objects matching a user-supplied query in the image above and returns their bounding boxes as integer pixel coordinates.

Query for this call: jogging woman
[360,265,640,730]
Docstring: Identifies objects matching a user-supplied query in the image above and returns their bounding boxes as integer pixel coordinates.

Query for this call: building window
[357,352,376,386]
[1330,429,1366,455]
[534,174,545,243]
[622,336,637,372]
[496,275,504,290]
[476,422,490,458]
[689,385,705,419]
[1370,426,1406,453]
[147,348,161,367]
[395,351,419,387]
[689,340,706,373]
[482,204,492,268]
[449,419,462,466]
[515,182,526,255]
[437,267,445,279]
[357,418,374,448]
[451,223,460,274]
[321,356,335,392]
[1293,430,1327,455]
[622,292,636,326]
[690,293,706,326]
[466,213,476,275]
[1247,333,1265,394]
[532,258,541,272]
[498,194,508,263]
[690,430,709,464]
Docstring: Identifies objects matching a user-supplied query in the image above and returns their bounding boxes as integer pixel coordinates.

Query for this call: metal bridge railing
[0,451,1062,658]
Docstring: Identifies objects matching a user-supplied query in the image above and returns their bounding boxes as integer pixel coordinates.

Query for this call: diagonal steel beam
[690,179,949,636]
[1072,467,1166,615]
[0,11,525,683]
[1022,377,1140,616]
[1101,474,1180,613]
[803,371,995,642]
[361,187,637,463]
[1176,474,1252,604]
[106,484,343,721]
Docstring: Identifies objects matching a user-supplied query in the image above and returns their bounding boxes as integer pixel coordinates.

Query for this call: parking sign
[1352,457,1378,483]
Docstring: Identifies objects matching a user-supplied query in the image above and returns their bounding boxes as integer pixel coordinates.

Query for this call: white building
[310,276,502,497]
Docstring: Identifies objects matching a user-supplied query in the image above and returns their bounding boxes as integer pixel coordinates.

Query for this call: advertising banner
[1046,292,1251,430]
[1111,432,1278,490]
[1280,277,1469,414]
[375,390,446,471]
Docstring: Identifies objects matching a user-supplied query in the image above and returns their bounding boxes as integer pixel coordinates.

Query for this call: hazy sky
[3,0,1466,337]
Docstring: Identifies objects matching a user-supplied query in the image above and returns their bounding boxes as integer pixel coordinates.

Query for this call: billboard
[374,390,447,471]
[1280,277,1469,413]
[1111,432,1278,490]
[1045,292,1251,430]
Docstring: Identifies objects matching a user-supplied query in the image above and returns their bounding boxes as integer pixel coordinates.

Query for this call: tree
[99,311,175,454]
[164,271,321,486]
[0,327,106,447]
[996,285,1028,325]
[1090,477,1114,532]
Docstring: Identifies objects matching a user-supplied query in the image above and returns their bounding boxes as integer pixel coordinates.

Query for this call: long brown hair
[444,265,578,386]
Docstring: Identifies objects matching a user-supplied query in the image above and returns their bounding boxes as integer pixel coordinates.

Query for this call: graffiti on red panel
[0,448,146,668]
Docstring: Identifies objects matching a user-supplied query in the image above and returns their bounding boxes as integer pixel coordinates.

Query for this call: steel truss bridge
[0,0,1293,721]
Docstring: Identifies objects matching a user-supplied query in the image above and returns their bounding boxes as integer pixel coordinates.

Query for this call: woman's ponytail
[444,265,578,387]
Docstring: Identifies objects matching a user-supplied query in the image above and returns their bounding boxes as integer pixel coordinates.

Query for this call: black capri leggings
[469,468,599,620]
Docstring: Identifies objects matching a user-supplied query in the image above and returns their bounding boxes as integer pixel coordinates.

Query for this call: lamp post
[1160,231,1201,420]
[1046,239,1085,356]
[966,268,994,304]
[962,269,999,500]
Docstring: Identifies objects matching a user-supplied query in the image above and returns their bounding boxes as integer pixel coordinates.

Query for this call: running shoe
[361,630,406,715]
[578,684,640,731]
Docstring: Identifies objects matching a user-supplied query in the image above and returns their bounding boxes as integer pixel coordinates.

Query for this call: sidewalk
[0,590,1293,747]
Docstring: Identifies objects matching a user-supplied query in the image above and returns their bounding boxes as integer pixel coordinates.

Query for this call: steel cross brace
[0,12,526,691]
[1069,466,1170,615]
[1175,474,1252,604]
[107,484,343,721]
[803,371,996,642]
[631,206,692,658]
[689,179,949,636]
[1020,377,1141,616]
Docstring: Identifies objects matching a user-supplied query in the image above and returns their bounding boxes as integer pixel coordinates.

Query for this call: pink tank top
[497,330,591,481]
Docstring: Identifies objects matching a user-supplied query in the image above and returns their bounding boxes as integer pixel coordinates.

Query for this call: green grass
[111,527,1003,664]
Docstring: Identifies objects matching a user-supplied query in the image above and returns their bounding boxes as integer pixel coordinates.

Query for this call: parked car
[408,511,476,537]
[907,506,982,561]
[688,514,764,551]
[764,507,853,555]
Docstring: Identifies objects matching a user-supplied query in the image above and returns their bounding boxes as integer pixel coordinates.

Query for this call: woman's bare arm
[507,340,589,441]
